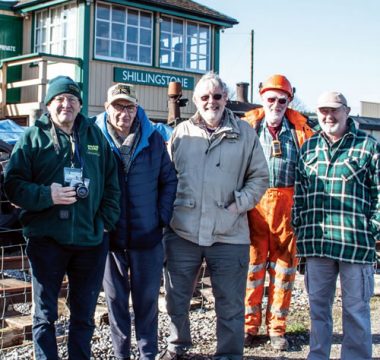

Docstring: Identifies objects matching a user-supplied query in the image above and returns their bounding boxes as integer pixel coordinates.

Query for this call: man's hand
[51,182,77,205]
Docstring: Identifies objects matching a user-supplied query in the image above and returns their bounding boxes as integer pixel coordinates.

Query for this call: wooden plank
[0,279,31,295]
[0,256,29,270]
[5,315,32,340]
[0,326,24,348]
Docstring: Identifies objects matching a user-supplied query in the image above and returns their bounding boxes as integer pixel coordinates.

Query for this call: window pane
[127,10,138,26]
[172,34,183,48]
[161,17,171,32]
[199,43,207,55]
[111,41,124,58]
[35,29,41,45]
[112,23,124,40]
[127,44,137,61]
[96,38,109,56]
[160,32,170,48]
[97,4,110,20]
[187,23,198,36]
[199,25,209,39]
[112,6,125,23]
[140,28,151,45]
[127,26,137,43]
[172,51,183,68]
[62,22,67,38]
[51,26,60,44]
[139,46,151,64]
[141,12,152,28]
[41,28,46,43]
[173,19,183,34]
[96,20,109,38]
[199,58,207,71]
[160,49,170,66]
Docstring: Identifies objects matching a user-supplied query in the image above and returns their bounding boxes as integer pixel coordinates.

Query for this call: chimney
[236,82,249,103]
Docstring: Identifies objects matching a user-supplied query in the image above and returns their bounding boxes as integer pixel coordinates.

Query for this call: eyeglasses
[112,103,136,113]
[52,96,79,104]
[200,94,223,101]
[265,97,288,105]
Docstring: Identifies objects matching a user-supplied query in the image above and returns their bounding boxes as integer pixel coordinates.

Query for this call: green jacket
[293,118,380,264]
[4,113,121,246]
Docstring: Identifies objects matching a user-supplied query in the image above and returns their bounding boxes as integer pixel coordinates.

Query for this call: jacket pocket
[213,201,240,235]
[171,198,196,235]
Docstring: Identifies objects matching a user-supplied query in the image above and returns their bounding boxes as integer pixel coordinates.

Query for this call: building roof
[143,0,238,25]
[11,0,238,27]
[226,101,261,118]
[352,115,380,131]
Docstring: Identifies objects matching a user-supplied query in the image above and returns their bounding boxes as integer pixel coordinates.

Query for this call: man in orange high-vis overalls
[243,75,313,351]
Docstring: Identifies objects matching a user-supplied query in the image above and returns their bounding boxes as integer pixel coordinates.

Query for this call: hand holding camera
[51,182,77,205]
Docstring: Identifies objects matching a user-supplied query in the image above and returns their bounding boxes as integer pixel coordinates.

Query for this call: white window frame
[34,2,78,57]
[159,16,211,73]
[94,1,153,65]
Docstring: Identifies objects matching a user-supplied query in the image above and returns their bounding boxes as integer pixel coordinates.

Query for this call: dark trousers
[163,231,249,360]
[26,235,108,360]
[103,242,164,360]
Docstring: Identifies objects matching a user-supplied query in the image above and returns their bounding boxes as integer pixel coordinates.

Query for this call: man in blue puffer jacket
[96,83,177,360]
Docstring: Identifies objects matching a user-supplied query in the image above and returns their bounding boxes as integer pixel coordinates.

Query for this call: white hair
[193,71,229,102]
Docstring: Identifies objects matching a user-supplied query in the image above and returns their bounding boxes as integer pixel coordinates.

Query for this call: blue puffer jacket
[96,107,177,250]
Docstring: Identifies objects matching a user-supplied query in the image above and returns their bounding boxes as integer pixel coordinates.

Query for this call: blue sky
[199,0,380,115]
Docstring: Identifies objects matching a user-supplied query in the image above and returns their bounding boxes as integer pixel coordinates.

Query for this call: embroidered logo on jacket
[87,144,100,156]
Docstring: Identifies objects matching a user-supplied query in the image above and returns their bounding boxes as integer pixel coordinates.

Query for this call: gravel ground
[2,273,380,360]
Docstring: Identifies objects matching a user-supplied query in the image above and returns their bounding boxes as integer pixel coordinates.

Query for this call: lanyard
[50,119,85,170]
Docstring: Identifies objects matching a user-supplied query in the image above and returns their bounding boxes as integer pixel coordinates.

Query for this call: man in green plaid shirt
[292,91,380,360]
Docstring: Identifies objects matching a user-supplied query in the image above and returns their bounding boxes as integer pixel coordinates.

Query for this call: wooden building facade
[0,0,237,124]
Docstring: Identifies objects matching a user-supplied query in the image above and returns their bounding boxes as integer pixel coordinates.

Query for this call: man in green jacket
[292,91,380,360]
[4,76,121,360]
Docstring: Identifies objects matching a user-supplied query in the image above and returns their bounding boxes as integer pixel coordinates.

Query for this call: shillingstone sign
[114,68,194,90]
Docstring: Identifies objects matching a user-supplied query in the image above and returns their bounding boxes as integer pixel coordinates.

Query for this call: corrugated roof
[12,0,238,26]
[353,115,380,130]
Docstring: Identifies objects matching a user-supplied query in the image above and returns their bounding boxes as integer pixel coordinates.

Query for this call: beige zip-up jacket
[168,108,269,246]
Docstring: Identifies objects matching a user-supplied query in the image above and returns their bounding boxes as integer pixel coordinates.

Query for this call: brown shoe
[270,335,289,351]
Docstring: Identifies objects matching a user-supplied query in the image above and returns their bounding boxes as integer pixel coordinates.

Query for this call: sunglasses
[200,93,223,101]
[266,97,288,105]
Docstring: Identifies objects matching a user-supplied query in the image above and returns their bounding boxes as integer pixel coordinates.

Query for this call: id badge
[271,140,282,157]
[64,167,82,186]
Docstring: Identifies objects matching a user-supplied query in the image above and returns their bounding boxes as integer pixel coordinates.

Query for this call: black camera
[70,179,89,199]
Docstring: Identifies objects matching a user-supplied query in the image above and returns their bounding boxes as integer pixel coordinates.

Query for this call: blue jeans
[26,235,108,360]
[305,257,374,360]
[163,230,249,360]
[103,242,164,360]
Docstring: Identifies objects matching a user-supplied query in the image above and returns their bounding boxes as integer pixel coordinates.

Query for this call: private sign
[114,68,194,90]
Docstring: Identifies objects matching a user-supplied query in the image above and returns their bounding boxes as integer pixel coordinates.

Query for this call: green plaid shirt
[258,117,298,187]
[293,118,380,264]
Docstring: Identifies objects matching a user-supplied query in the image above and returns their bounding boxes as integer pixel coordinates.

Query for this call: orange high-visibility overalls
[244,107,313,336]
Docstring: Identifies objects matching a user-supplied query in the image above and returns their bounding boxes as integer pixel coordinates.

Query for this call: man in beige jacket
[161,72,269,360]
